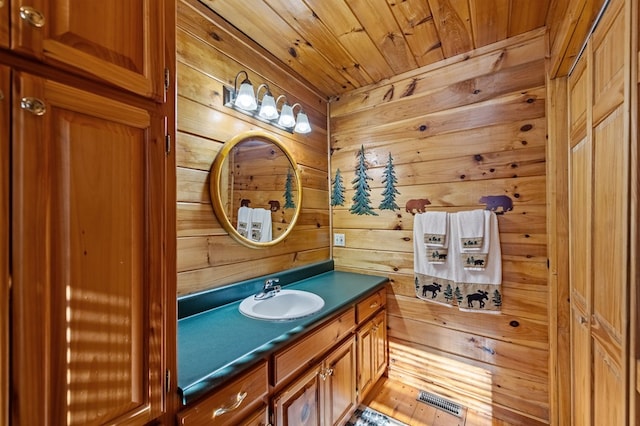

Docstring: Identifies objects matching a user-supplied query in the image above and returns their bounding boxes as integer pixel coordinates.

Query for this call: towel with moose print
[414,210,502,313]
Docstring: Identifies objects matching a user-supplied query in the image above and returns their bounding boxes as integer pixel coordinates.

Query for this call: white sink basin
[239,289,325,321]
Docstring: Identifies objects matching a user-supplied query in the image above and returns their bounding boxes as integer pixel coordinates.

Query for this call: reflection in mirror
[210,131,302,248]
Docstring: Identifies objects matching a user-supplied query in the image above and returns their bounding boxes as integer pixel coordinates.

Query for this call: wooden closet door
[11,71,165,425]
[567,0,630,424]
[591,3,628,423]
[0,64,9,426]
[568,52,592,426]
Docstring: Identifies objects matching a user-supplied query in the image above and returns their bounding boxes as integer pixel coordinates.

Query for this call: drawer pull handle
[20,97,46,115]
[213,391,247,418]
[319,367,334,380]
[19,6,45,28]
[369,302,379,308]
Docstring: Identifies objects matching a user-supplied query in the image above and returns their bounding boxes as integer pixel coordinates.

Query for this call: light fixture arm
[233,70,250,92]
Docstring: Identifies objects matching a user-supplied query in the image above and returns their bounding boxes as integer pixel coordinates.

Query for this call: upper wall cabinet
[8,0,166,100]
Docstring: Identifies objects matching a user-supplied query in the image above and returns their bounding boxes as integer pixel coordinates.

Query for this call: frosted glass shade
[294,112,311,134]
[278,103,296,128]
[258,94,279,120]
[234,81,257,111]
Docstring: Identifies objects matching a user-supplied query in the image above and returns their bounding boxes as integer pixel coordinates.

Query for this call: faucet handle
[264,278,280,288]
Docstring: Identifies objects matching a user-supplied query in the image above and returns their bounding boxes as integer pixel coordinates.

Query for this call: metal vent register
[417,390,464,417]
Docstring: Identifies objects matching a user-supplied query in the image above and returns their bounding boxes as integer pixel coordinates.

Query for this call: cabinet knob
[319,367,334,380]
[19,6,45,28]
[212,391,247,418]
[20,97,46,116]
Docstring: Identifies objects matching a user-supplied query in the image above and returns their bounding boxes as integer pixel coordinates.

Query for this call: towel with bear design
[414,209,502,313]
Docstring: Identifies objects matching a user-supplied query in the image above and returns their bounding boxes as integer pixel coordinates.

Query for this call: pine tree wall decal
[330,168,345,206]
[283,168,296,209]
[379,152,400,211]
[350,145,378,215]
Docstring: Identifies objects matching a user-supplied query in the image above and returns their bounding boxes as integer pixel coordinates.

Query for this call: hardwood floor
[362,378,466,426]
[363,377,513,426]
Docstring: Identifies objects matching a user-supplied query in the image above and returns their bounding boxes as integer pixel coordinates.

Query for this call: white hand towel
[250,208,272,242]
[451,210,502,313]
[237,206,252,239]
[456,209,486,251]
[422,211,448,247]
[414,213,456,306]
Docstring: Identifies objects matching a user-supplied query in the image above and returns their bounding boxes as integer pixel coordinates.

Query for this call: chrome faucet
[254,278,281,300]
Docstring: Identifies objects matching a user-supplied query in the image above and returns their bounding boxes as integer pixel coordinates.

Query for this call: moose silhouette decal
[466,290,489,308]
[422,283,442,299]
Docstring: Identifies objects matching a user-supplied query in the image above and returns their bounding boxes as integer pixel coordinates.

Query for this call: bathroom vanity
[176,261,388,425]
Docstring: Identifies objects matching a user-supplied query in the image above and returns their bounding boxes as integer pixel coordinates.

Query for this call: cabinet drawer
[178,360,268,426]
[356,288,386,324]
[273,308,355,387]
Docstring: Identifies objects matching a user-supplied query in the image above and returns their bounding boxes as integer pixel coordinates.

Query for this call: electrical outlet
[333,233,345,247]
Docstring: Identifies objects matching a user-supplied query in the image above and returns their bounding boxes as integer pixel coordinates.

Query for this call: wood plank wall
[176,0,330,296]
[329,30,550,424]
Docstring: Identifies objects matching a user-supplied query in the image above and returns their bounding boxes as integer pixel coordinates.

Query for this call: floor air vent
[416,390,464,417]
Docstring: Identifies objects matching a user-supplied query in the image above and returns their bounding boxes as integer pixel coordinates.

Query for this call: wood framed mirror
[210,130,302,248]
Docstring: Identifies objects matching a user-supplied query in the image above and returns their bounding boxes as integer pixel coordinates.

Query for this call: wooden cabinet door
[11,71,166,425]
[0,64,9,426]
[372,311,388,381]
[356,316,375,401]
[0,0,8,48]
[272,366,322,426]
[357,310,387,402]
[323,336,357,426]
[10,0,165,100]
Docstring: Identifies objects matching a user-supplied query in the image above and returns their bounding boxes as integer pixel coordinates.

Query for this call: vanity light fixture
[222,70,312,134]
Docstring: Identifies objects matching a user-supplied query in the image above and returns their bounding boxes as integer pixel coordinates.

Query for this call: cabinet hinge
[165,369,171,393]
[165,134,171,155]
[164,68,170,92]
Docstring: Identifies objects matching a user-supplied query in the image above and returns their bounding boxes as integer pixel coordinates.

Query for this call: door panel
[11,72,164,425]
[10,0,165,99]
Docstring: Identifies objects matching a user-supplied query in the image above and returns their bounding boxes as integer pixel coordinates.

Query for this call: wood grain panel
[427,0,473,57]
[330,32,548,423]
[177,248,330,296]
[388,295,548,349]
[332,86,545,147]
[387,316,548,376]
[330,29,546,117]
[176,2,330,295]
[387,340,549,421]
[469,0,509,48]
[386,0,444,67]
[0,65,8,426]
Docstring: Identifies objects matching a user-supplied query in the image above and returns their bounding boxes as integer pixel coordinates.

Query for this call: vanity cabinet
[272,336,357,426]
[177,360,269,426]
[177,281,389,426]
[5,0,166,100]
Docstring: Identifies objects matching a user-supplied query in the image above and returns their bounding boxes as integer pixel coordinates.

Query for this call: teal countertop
[177,269,388,404]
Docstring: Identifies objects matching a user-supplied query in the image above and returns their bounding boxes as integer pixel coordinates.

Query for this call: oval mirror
[210,130,302,248]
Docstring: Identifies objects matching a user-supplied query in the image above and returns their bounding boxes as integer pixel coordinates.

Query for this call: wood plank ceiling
[199,0,551,98]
